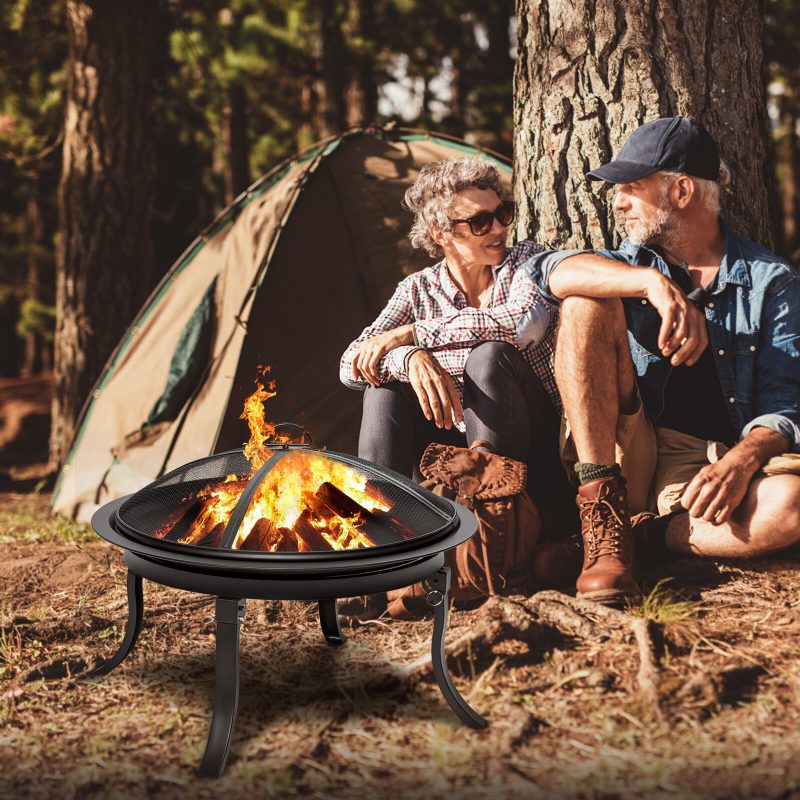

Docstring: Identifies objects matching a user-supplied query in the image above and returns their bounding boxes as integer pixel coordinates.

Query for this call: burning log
[292,510,333,552]
[315,482,372,518]
[238,519,299,552]
[239,518,277,551]
[366,479,419,542]
[275,527,299,551]
[159,501,203,542]
[309,482,406,548]
[195,522,225,548]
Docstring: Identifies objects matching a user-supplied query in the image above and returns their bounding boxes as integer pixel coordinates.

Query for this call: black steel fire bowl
[89,443,486,778]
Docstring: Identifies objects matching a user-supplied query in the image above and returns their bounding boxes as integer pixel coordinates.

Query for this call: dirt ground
[1,491,799,800]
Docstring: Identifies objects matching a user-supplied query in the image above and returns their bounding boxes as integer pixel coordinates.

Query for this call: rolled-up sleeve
[522,248,589,304]
[741,272,800,452]
[339,280,417,390]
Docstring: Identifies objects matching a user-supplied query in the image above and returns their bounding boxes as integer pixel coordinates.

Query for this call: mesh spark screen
[115,447,455,554]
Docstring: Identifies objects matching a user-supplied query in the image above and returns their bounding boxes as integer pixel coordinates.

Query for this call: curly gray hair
[404,156,504,257]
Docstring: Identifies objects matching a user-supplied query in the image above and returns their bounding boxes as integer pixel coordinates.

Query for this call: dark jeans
[358,342,578,536]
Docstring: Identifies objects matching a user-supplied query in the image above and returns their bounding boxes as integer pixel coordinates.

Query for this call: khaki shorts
[560,404,800,516]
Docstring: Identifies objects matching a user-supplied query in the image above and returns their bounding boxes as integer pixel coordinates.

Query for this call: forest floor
[1,490,800,800]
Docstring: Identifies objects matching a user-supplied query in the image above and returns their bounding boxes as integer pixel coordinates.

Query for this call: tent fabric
[52,129,512,521]
[146,276,217,427]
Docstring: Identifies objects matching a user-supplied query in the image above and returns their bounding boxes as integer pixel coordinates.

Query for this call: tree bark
[224,80,249,203]
[51,0,160,467]
[513,0,776,250]
[22,190,44,378]
[318,0,347,137]
[346,0,377,127]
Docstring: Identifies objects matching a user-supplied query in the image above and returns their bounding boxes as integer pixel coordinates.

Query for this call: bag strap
[469,439,494,452]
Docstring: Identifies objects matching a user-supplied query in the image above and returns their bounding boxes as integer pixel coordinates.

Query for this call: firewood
[315,482,370,518]
[160,501,203,542]
[275,527,299,551]
[195,522,225,548]
[240,518,277,551]
[314,482,406,547]
[292,511,332,551]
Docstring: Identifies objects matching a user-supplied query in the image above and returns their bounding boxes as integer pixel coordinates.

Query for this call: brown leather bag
[386,440,541,618]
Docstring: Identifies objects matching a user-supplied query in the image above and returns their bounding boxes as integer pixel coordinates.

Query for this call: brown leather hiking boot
[575,476,640,605]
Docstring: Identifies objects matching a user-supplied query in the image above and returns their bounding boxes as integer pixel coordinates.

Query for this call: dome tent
[51,127,512,521]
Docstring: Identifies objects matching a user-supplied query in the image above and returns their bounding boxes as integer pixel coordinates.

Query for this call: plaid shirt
[339,240,560,407]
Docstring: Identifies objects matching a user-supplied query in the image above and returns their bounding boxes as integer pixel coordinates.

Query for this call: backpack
[386,440,542,618]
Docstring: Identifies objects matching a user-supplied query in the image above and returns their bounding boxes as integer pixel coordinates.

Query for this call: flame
[156,366,393,552]
[241,366,291,470]
[230,451,390,550]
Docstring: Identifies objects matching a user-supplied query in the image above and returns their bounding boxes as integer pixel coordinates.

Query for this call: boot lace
[579,494,629,562]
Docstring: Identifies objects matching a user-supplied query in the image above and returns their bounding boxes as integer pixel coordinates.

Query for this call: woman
[341,155,564,476]
[338,156,579,617]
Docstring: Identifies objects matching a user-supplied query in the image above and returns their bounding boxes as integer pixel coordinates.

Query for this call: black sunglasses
[450,200,516,236]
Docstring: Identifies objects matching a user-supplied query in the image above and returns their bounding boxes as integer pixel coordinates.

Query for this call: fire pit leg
[92,571,144,677]
[424,567,488,729]
[318,599,345,646]
[199,597,246,778]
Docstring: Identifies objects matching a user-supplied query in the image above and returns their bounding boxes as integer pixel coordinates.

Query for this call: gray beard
[626,198,687,254]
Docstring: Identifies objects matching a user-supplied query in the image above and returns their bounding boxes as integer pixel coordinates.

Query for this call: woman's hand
[351,324,415,387]
[406,350,463,429]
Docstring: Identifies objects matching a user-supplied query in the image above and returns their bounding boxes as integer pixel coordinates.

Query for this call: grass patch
[0,507,93,544]
[630,578,704,624]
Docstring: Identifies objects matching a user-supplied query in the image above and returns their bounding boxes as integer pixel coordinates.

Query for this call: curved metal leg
[425,568,488,729]
[92,571,144,677]
[319,598,345,646]
[200,598,246,778]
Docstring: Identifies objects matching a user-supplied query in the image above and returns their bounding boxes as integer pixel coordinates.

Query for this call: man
[524,116,800,606]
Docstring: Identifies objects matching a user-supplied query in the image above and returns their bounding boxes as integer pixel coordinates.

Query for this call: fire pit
[90,436,485,777]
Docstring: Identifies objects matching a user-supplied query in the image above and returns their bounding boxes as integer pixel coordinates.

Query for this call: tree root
[400,590,664,711]
[630,616,662,712]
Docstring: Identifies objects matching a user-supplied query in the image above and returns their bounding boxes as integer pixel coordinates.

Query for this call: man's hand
[407,350,463,429]
[351,324,415,387]
[681,427,790,525]
[645,272,708,366]
[680,452,757,525]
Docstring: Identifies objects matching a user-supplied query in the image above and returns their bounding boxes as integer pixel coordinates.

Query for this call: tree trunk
[51,0,159,468]
[318,0,347,137]
[449,43,467,136]
[224,80,249,203]
[513,0,776,250]
[346,0,377,127]
[22,191,44,378]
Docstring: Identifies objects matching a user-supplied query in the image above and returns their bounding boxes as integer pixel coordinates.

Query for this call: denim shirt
[522,222,800,452]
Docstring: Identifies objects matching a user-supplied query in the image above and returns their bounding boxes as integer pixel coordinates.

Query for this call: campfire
[155,368,397,552]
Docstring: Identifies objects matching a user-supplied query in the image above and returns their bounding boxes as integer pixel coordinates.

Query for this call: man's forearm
[548,254,658,300]
[725,427,791,474]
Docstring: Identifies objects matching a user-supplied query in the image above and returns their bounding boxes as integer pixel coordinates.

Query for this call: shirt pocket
[623,298,662,359]
[732,330,758,405]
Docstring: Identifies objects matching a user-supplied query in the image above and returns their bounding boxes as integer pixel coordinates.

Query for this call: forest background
[0,0,522,388]
[2,4,800,798]
[2,0,800,476]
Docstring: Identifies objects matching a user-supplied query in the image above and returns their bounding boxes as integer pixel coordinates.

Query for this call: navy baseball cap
[587,116,720,183]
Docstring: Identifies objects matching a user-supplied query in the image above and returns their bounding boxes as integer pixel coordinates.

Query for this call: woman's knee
[463,341,519,383]
[362,382,411,413]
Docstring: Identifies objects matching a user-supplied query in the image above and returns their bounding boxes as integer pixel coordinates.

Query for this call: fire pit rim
[93,497,479,576]
[113,445,461,561]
